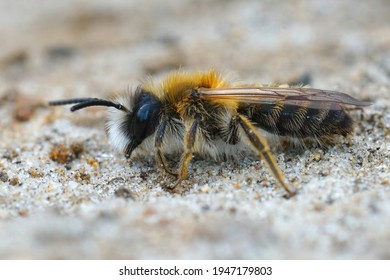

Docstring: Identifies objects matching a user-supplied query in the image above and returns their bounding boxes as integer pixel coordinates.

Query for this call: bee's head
[49,87,162,158]
[106,87,162,157]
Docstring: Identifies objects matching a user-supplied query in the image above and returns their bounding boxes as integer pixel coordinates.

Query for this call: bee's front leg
[154,116,179,177]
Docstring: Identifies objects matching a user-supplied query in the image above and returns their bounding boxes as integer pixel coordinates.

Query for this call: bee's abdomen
[241,103,354,139]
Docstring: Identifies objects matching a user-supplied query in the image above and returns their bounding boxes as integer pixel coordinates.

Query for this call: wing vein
[196,87,370,108]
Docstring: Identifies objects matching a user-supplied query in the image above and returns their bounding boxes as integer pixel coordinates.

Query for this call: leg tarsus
[173,177,183,188]
[156,149,178,177]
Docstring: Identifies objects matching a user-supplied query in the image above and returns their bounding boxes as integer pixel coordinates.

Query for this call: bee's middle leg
[175,115,200,187]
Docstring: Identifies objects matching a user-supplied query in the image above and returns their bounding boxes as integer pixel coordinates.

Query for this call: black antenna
[49,98,129,112]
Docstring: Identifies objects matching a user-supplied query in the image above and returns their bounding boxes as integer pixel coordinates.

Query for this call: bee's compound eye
[136,97,159,122]
[128,91,162,144]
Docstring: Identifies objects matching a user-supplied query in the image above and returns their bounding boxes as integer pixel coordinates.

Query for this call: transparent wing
[195,87,371,109]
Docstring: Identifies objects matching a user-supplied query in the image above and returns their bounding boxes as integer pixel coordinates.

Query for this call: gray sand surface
[0,0,389,259]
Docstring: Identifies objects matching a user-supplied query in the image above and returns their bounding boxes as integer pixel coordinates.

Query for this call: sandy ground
[0,0,389,259]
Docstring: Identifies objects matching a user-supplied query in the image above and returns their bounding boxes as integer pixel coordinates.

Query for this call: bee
[49,70,370,196]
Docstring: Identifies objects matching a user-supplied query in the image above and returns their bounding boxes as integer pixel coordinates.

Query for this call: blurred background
[1,0,389,98]
[0,0,390,259]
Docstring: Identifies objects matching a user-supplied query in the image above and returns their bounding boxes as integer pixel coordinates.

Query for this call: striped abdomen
[239,102,353,139]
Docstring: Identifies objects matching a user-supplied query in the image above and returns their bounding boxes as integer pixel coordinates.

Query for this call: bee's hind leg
[236,114,297,197]
[154,117,178,177]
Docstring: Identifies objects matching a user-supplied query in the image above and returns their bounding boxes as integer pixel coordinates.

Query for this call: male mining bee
[49,70,370,196]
